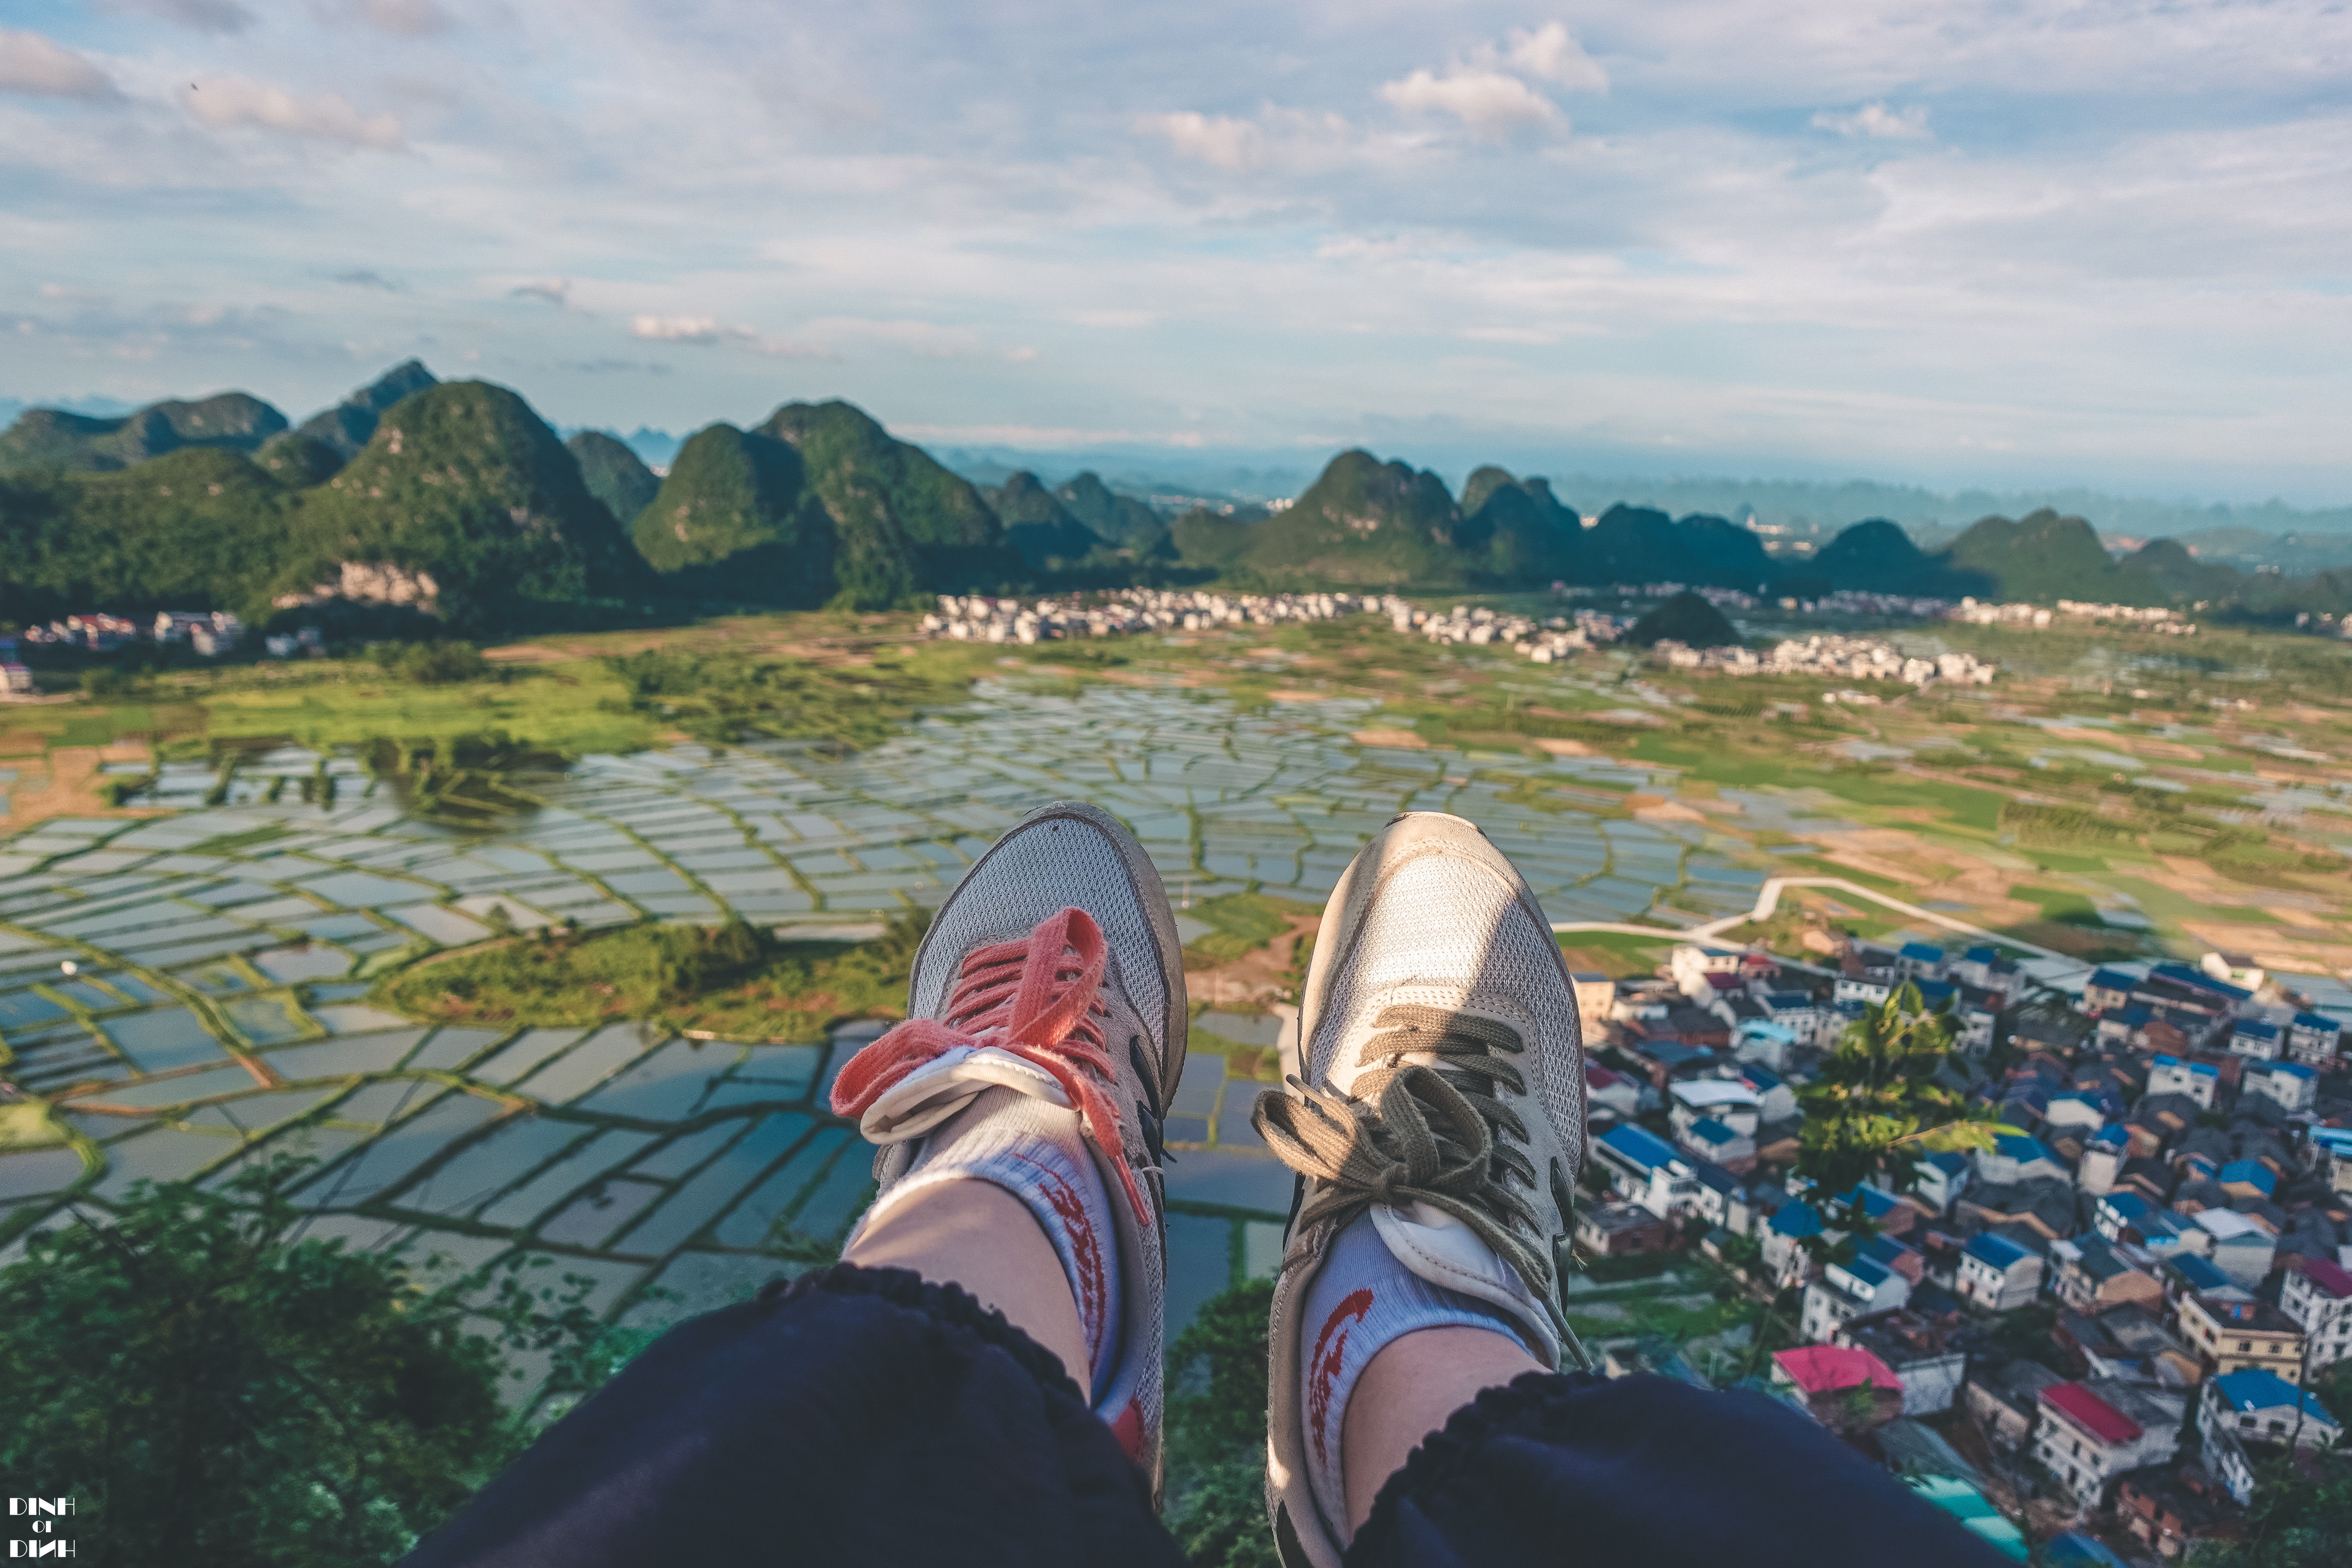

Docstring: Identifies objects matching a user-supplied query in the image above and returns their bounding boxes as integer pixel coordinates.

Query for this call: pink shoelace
[829,906,1151,1226]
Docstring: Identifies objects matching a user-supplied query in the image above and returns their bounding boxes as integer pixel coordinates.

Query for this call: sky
[2,1,2350,504]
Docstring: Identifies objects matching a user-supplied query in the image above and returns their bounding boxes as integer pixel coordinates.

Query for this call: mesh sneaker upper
[1309,849,1583,1163]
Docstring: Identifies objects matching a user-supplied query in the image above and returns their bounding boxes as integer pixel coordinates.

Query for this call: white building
[2281,1259,2352,1371]
[2034,1380,2185,1507]
[2244,1060,2318,1113]
[2147,1054,2220,1110]
[1957,1232,2042,1312]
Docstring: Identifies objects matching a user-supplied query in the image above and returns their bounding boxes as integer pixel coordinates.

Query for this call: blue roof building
[1965,1232,2033,1270]
[1770,1201,1825,1240]
[2216,1159,2277,1198]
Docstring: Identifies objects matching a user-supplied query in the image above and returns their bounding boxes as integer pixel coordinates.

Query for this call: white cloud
[1490,22,1608,93]
[1380,67,1563,137]
[183,77,404,149]
[1814,101,1933,139]
[1138,104,1373,175]
[510,278,572,305]
[1139,110,1264,172]
[0,29,121,101]
[628,314,830,358]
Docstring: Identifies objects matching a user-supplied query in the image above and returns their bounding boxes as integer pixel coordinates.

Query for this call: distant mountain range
[6,364,2352,636]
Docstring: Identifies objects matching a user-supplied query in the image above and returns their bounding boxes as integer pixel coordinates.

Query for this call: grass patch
[2007,884,2105,926]
[1181,892,1316,967]
[370,913,926,1039]
[0,1101,70,1149]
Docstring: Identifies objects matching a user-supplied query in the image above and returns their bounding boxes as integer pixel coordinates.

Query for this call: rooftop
[2299,1259,2352,1299]
[2211,1368,2336,1423]
[1671,1079,1764,1109]
[2042,1381,2143,1446]
[1965,1232,2034,1269]
[1598,1122,1684,1175]
[1773,1345,1903,1396]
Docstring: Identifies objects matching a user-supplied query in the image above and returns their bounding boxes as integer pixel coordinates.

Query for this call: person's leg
[1341,1326,1539,1536]
[1256,810,2010,1568]
[399,801,1191,1567]
[845,1176,1087,1387]
[1255,810,1591,1567]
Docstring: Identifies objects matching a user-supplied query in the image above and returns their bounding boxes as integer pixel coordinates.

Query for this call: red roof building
[1771,1345,1903,1396]
[2044,1382,2142,1446]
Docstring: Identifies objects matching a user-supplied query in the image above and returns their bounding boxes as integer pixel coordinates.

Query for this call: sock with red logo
[850,1085,1123,1400]
[1297,1213,1528,1542]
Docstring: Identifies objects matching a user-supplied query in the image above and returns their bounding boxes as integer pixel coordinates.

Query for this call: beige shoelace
[1252,1004,1581,1358]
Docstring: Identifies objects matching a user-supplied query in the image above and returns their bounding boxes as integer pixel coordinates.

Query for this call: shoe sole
[1267,810,1581,1568]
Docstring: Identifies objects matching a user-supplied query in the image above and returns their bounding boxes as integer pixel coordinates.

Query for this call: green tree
[2190,1452,2352,1566]
[0,1159,608,1567]
[1165,1277,1280,1568]
[1795,982,1998,1195]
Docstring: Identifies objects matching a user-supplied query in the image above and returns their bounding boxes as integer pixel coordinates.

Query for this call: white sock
[851,1085,1123,1400]
[1298,1213,1530,1543]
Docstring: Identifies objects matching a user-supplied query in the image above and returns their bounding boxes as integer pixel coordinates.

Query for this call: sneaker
[1255,811,1591,1567]
[828,800,1187,1495]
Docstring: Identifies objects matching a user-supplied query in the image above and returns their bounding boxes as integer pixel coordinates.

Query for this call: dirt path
[0,742,160,829]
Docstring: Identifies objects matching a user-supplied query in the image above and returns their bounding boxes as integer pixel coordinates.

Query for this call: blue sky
[2,1,2349,502]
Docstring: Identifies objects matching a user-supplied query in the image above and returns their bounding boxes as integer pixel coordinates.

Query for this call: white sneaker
[829,800,1188,1494]
[1254,811,1592,1567]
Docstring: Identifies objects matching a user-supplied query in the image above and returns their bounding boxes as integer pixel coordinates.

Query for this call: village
[1568,931,2352,1562]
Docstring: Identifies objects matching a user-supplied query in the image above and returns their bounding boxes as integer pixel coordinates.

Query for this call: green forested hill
[569,431,661,528]
[0,449,296,621]
[1055,472,1169,554]
[1456,468,1584,584]
[630,423,825,600]
[757,401,1019,596]
[1941,508,2154,604]
[985,472,1106,570]
[1236,451,1464,584]
[279,381,643,629]
[1800,518,1944,593]
[296,360,439,461]
[0,393,287,477]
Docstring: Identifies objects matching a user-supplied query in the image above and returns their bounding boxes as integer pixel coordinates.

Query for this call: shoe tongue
[857,1044,1074,1144]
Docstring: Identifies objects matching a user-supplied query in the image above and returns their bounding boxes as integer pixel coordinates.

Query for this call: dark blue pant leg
[401,1264,1184,1568]
[1345,1371,2014,1568]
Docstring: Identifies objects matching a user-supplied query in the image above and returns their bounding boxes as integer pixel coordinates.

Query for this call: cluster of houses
[917,589,1384,643]
[1642,632,1998,688]
[1758,633,1998,687]
[1570,935,2352,1556]
[1401,603,1629,661]
[13,609,245,658]
[1947,599,2199,636]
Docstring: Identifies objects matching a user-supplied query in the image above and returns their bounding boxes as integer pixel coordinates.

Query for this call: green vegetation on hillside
[759,399,1019,597]
[0,448,297,620]
[1628,590,1742,648]
[568,430,659,528]
[281,381,643,629]
[987,470,1108,570]
[373,913,928,1040]
[1056,470,1172,554]
[0,391,286,476]
[0,1159,612,1567]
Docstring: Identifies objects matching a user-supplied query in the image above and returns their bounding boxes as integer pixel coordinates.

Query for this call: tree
[1795,982,1998,1196]
[0,1158,608,1567]
[2190,1452,2352,1566]
[1164,1277,1280,1568]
